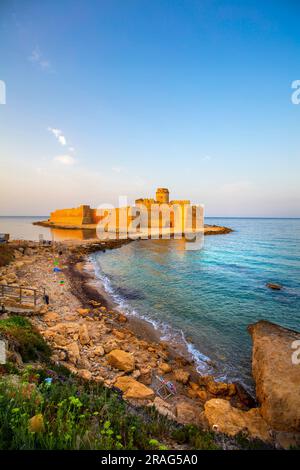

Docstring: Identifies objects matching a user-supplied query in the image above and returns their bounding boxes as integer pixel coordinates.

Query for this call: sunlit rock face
[248,320,300,432]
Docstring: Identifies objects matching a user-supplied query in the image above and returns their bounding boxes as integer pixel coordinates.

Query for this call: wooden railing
[0,285,46,306]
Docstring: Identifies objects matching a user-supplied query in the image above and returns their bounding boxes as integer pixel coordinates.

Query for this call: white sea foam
[89,252,213,375]
[90,253,253,388]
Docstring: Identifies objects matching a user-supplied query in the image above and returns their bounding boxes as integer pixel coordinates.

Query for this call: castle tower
[156,188,169,204]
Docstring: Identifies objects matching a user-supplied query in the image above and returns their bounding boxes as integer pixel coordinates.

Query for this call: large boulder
[204,399,271,442]
[66,342,80,365]
[107,349,135,372]
[93,345,105,357]
[158,362,172,374]
[77,308,90,316]
[266,283,282,291]
[79,324,90,345]
[206,378,236,397]
[173,369,190,384]
[198,375,236,398]
[47,322,79,336]
[176,401,202,426]
[43,330,69,348]
[114,376,154,400]
[248,320,300,432]
[43,312,59,325]
[112,329,126,340]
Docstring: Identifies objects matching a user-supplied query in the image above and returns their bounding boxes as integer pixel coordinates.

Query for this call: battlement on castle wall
[169,200,191,205]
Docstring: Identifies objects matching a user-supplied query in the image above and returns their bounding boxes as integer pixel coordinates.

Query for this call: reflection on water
[0,216,97,241]
[0,217,203,244]
[51,228,97,241]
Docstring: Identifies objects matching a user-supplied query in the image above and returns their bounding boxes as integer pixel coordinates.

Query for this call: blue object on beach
[53,267,62,272]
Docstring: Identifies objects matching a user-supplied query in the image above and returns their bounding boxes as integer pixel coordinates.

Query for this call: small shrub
[0,362,221,450]
[0,316,51,362]
[172,424,219,450]
[235,432,273,450]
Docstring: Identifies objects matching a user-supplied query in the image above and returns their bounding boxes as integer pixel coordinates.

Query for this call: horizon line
[1,215,300,220]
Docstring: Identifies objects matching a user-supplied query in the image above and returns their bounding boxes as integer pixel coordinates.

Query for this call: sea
[1,216,300,388]
[91,218,300,388]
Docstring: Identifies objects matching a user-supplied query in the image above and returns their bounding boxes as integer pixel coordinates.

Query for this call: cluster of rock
[1,241,299,450]
[202,321,300,448]
[36,303,263,436]
[0,245,38,287]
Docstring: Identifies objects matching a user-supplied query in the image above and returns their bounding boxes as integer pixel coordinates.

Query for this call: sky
[0,0,300,217]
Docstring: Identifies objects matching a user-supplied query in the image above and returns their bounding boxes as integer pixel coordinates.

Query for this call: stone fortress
[48,188,200,233]
[135,188,198,231]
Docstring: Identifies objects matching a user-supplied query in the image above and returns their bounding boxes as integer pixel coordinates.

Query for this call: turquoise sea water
[92,218,300,388]
[1,216,299,388]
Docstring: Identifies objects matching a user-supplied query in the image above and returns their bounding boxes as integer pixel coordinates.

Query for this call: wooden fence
[0,285,46,306]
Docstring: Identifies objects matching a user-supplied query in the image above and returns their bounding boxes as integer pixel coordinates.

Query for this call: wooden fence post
[0,285,43,306]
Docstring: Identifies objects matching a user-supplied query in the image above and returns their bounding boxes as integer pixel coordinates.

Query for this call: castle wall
[91,207,134,230]
[49,189,200,232]
[169,199,190,205]
[50,205,93,226]
[90,208,106,224]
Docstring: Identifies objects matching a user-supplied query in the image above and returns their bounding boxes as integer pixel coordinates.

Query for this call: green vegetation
[0,364,219,450]
[0,317,220,450]
[0,314,267,451]
[0,316,51,362]
[235,432,274,450]
[172,425,219,450]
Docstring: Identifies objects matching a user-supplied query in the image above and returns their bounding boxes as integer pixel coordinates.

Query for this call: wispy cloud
[58,135,66,146]
[29,47,51,70]
[53,155,75,166]
[48,127,67,146]
[48,128,77,165]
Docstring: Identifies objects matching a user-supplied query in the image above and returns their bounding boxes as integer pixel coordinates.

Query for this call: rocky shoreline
[0,239,299,449]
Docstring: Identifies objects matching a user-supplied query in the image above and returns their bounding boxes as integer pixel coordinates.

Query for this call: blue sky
[0,0,299,216]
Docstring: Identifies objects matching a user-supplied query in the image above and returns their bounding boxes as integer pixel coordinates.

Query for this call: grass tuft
[0,365,221,450]
[0,316,51,362]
